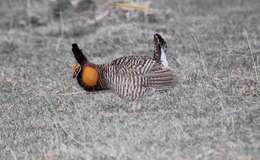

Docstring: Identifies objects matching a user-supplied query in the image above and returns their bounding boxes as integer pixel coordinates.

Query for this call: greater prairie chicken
[72,33,176,110]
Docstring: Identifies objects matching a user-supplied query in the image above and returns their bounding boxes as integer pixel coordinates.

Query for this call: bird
[72,33,176,111]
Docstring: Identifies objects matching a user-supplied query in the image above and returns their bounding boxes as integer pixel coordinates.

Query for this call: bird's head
[71,43,104,90]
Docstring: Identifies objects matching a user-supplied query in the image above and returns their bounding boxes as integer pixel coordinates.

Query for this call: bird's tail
[153,33,168,67]
[145,64,176,90]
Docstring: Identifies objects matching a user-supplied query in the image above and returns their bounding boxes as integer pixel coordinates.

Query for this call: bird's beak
[72,63,81,78]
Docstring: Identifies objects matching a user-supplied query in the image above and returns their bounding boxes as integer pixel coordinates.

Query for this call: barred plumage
[72,33,176,108]
[153,33,167,64]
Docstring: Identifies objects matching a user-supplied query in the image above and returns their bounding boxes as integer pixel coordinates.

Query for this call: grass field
[0,0,260,159]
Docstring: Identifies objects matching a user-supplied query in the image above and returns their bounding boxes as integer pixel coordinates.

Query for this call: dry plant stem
[245,30,259,81]
[191,34,208,77]
[132,100,141,112]
[56,11,64,52]
[9,148,18,160]
[55,120,85,147]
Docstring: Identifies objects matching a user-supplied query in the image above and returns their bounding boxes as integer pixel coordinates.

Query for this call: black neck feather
[72,43,88,65]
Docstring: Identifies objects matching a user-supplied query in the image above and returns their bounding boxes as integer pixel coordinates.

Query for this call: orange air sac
[82,66,99,87]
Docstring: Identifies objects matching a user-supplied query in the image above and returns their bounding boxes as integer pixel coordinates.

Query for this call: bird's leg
[132,100,141,112]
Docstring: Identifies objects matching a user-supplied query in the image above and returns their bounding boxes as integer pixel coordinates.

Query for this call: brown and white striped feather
[100,60,175,101]
[111,56,156,74]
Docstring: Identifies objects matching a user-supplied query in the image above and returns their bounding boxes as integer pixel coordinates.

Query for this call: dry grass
[0,0,260,159]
